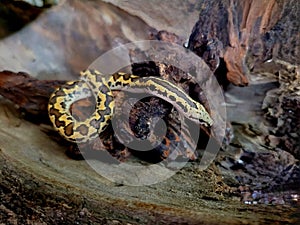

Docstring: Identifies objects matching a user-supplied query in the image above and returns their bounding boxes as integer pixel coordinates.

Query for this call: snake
[48,69,213,143]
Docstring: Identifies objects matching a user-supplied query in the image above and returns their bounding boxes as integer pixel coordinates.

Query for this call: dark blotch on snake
[64,123,74,136]
[77,124,89,136]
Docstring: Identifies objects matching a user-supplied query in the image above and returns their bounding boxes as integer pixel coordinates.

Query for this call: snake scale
[48,69,213,143]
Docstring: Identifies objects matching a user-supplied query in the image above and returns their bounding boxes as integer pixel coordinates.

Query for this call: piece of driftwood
[188,0,299,87]
[0,70,66,122]
[188,0,300,198]
[0,58,216,163]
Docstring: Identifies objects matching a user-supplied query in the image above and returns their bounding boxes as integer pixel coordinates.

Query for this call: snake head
[188,103,213,127]
[197,115,214,128]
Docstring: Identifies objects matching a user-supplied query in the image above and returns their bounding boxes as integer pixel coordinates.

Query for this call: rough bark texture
[188,0,299,87]
[0,71,66,122]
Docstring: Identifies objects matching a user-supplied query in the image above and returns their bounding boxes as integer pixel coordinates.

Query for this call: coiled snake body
[48,70,213,143]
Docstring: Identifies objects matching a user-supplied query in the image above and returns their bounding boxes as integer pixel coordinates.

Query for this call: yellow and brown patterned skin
[48,69,213,143]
